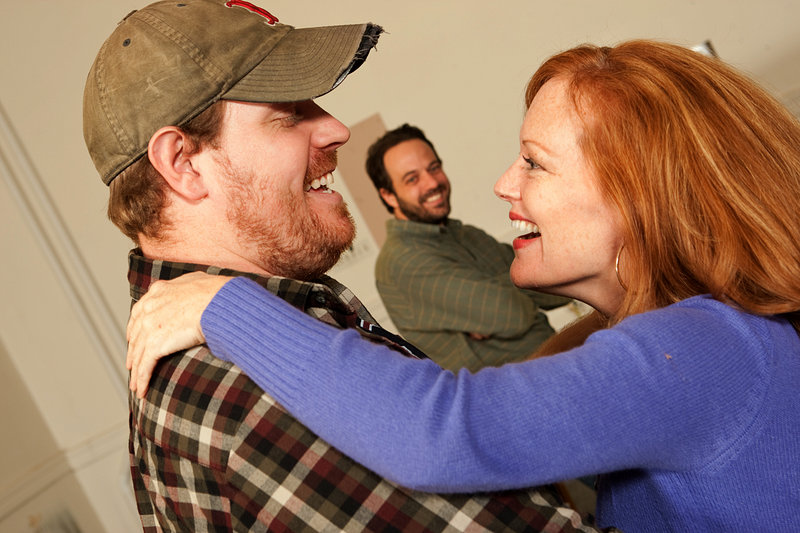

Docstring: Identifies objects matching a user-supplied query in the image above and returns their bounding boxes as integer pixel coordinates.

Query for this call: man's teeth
[512,219,540,234]
[305,172,335,193]
[423,193,441,204]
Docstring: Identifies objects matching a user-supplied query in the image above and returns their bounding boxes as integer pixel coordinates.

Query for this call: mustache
[306,151,338,181]
[420,186,446,202]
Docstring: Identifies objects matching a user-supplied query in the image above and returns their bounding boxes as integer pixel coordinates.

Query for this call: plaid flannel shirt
[127,250,603,532]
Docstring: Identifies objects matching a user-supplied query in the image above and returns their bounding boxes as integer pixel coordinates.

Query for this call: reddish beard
[221,151,356,280]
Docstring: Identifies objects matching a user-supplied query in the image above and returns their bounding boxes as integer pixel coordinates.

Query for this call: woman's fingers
[124,273,232,398]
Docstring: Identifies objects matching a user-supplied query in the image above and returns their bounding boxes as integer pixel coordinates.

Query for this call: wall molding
[0,102,127,396]
[0,422,129,522]
[0,98,138,530]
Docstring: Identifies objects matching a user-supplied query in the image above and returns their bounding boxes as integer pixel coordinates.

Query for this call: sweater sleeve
[202,277,771,493]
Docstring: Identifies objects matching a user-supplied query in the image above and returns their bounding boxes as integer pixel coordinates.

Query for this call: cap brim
[223,23,381,103]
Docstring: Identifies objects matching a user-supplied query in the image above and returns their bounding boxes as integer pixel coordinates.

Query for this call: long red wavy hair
[527,40,800,327]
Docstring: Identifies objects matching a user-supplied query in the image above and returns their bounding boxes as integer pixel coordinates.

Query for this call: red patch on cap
[224,0,279,24]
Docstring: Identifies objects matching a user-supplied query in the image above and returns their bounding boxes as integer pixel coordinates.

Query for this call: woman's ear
[147,127,209,201]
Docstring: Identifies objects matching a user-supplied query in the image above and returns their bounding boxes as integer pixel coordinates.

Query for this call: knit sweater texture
[202,277,800,532]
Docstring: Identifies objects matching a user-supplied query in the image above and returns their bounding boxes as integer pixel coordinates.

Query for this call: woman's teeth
[305,172,335,193]
[512,219,540,235]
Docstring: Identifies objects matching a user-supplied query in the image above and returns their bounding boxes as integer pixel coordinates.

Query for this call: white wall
[1,1,798,530]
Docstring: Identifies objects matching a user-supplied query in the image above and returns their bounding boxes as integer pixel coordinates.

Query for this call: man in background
[366,124,572,371]
[83,1,598,530]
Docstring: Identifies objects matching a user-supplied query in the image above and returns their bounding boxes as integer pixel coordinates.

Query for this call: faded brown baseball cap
[83,0,382,185]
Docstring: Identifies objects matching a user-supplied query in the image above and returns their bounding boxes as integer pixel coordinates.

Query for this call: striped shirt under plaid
[126,250,602,532]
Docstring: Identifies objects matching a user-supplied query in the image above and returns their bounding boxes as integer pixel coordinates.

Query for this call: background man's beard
[396,190,451,224]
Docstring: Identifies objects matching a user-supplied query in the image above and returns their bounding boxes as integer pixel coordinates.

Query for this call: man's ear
[379,188,399,211]
[147,126,209,201]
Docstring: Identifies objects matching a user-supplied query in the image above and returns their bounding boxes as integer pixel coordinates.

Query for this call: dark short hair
[365,124,440,212]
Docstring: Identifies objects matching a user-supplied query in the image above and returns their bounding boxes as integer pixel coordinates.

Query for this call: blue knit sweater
[202,277,800,532]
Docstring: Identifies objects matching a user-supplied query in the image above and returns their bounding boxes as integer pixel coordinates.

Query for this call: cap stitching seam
[138,11,227,85]
[94,39,136,184]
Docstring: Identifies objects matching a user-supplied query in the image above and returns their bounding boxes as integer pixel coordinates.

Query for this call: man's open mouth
[421,187,445,205]
[305,172,335,193]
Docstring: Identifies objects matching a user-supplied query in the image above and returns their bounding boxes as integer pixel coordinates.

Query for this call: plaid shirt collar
[129,249,373,326]
[128,249,427,359]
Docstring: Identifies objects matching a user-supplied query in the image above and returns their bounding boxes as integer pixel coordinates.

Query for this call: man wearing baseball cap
[83,1,601,530]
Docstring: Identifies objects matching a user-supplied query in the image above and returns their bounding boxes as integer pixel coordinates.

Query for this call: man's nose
[419,170,441,190]
[307,101,350,150]
[315,114,350,151]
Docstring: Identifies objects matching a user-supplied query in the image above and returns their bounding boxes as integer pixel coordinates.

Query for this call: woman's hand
[126,271,232,398]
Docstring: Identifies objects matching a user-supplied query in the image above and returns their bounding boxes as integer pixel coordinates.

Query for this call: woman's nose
[494,162,520,201]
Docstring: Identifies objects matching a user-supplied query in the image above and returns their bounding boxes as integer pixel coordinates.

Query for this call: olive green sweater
[375,218,570,371]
